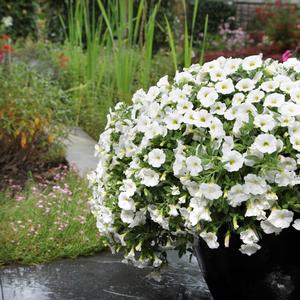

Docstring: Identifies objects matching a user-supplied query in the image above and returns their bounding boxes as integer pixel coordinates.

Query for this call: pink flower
[282,50,292,62]
[296,24,300,29]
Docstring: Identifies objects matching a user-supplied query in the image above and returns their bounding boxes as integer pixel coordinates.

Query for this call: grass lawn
[0,165,104,265]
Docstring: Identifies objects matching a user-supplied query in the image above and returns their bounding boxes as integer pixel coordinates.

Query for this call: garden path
[0,128,212,300]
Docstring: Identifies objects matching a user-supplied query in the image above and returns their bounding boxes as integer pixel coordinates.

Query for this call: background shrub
[0,63,71,178]
[0,0,39,40]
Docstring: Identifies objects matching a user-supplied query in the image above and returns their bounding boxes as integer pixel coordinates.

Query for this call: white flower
[242,55,262,71]
[244,174,268,195]
[253,134,278,154]
[200,231,219,249]
[148,149,166,168]
[239,243,261,256]
[232,93,245,106]
[2,16,13,28]
[290,135,300,151]
[121,210,135,223]
[292,219,300,230]
[200,183,222,200]
[176,99,193,112]
[165,112,183,130]
[224,58,242,73]
[246,89,265,103]
[209,117,225,139]
[118,192,136,211]
[260,220,282,234]
[236,78,256,92]
[197,87,218,107]
[227,184,249,207]
[215,79,235,94]
[267,209,294,229]
[137,115,151,132]
[209,69,228,82]
[240,228,259,244]
[222,150,244,172]
[193,109,212,128]
[139,168,160,187]
[261,80,279,92]
[186,156,203,176]
[121,179,137,197]
[290,88,300,103]
[263,93,285,108]
[210,102,226,115]
[254,114,276,132]
[279,102,300,117]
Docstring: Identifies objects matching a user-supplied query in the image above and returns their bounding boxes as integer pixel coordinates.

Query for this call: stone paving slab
[0,251,211,300]
[64,127,99,176]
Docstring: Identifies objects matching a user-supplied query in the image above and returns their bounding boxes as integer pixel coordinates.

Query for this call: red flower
[2,44,14,53]
[2,34,9,41]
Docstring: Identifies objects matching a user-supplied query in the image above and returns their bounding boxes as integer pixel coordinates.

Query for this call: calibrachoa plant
[89,55,300,270]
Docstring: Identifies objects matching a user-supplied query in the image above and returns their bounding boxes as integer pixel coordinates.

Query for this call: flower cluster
[218,17,250,51]
[89,55,300,268]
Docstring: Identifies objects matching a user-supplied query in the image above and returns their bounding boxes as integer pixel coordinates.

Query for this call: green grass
[0,169,104,265]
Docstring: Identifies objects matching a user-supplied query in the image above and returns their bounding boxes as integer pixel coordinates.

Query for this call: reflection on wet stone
[0,251,212,300]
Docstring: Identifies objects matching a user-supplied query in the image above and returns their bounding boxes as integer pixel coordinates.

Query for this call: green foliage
[0,170,104,265]
[190,0,236,35]
[0,0,39,40]
[0,63,72,176]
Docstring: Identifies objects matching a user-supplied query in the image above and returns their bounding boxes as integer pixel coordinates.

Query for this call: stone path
[0,128,212,300]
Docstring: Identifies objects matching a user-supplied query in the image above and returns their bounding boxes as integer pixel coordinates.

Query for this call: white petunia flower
[290,88,300,103]
[139,168,160,187]
[222,150,244,172]
[232,93,245,106]
[200,183,223,200]
[263,93,285,108]
[260,80,279,92]
[215,79,235,94]
[236,78,256,92]
[186,156,203,176]
[267,209,294,229]
[239,243,261,256]
[240,228,259,244]
[292,219,300,230]
[121,179,137,197]
[279,102,300,117]
[260,220,282,234]
[176,99,193,113]
[242,55,262,71]
[210,101,226,115]
[253,134,278,154]
[165,112,183,130]
[193,109,212,128]
[244,174,268,195]
[200,231,219,249]
[121,210,135,223]
[246,89,265,103]
[197,87,218,107]
[227,184,249,207]
[148,149,166,168]
[254,114,276,132]
[118,192,136,211]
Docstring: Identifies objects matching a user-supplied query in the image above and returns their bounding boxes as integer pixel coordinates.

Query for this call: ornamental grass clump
[89,55,300,269]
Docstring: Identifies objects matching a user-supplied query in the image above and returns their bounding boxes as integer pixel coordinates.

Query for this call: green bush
[189,0,236,35]
[0,1,39,40]
[0,63,72,177]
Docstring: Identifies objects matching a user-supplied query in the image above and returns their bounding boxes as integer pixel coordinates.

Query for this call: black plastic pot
[193,229,300,300]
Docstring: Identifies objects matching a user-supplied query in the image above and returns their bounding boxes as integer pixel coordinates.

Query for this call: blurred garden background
[1,0,300,266]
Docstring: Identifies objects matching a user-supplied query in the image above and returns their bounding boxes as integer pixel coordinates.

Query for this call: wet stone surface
[0,251,212,300]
